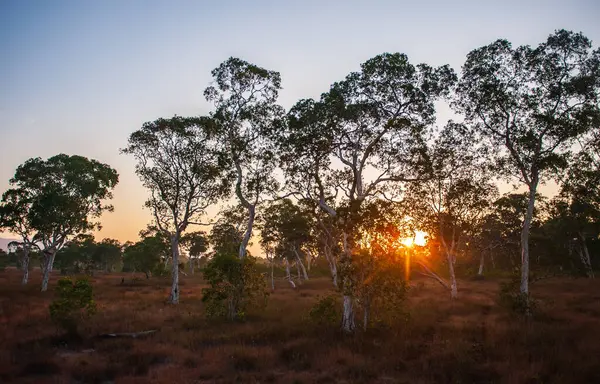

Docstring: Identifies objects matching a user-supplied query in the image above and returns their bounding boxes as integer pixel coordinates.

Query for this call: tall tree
[404,122,498,298]
[280,53,455,332]
[123,116,229,304]
[455,30,600,306]
[204,57,283,260]
[1,154,118,291]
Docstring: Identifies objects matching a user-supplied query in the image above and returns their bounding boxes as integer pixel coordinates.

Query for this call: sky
[1,0,599,247]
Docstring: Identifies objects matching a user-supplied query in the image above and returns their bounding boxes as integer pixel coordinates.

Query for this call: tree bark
[362,296,371,331]
[41,251,56,292]
[189,257,195,275]
[270,258,275,290]
[342,295,355,333]
[478,252,485,276]
[285,258,296,288]
[520,183,537,302]
[239,204,255,260]
[448,252,458,299]
[168,233,180,304]
[21,247,30,285]
[578,232,594,278]
[294,249,309,280]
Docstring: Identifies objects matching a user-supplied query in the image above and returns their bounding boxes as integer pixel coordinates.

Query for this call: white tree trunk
[362,297,371,331]
[578,232,594,278]
[189,257,195,275]
[520,183,537,300]
[21,247,30,285]
[478,252,485,276]
[447,252,458,299]
[305,250,312,272]
[239,204,255,260]
[270,259,275,290]
[41,251,56,292]
[342,295,355,333]
[169,233,180,304]
[285,258,296,288]
[294,249,309,280]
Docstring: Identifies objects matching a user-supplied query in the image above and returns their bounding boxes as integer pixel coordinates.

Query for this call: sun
[401,231,427,248]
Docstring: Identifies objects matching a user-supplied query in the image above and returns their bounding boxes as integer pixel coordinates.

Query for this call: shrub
[49,277,97,335]
[201,254,268,320]
[498,273,537,315]
[309,294,340,326]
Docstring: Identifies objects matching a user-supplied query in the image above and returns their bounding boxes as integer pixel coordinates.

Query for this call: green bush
[309,294,340,326]
[498,273,537,315]
[201,254,268,320]
[49,277,97,335]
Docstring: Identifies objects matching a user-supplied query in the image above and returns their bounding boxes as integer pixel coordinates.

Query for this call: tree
[123,116,230,304]
[205,57,283,260]
[1,154,118,291]
[209,206,247,257]
[404,122,498,298]
[279,53,455,332]
[455,30,600,307]
[95,238,123,273]
[259,199,313,289]
[0,189,36,284]
[180,231,209,274]
[122,232,169,279]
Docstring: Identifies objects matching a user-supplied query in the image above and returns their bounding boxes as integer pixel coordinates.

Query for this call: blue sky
[1,0,599,243]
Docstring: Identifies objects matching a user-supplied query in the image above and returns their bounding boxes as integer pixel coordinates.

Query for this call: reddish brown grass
[1,269,599,383]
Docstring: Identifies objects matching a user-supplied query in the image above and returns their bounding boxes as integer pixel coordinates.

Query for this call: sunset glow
[401,231,427,248]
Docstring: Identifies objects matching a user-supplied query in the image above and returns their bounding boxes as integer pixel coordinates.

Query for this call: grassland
[1,268,599,383]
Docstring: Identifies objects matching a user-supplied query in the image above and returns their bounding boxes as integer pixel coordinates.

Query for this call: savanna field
[1,268,600,384]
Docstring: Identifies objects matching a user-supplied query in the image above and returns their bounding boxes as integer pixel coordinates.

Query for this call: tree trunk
[342,295,355,333]
[188,257,193,275]
[478,252,485,276]
[285,258,296,288]
[21,247,30,285]
[520,183,537,303]
[270,258,275,290]
[362,296,370,332]
[294,249,309,281]
[340,231,355,333]
[447,252,458,299]
[578,232,594,278]
[168,233,180,304]
[331,262,338,287]
[239,204,255,260]
[41,251,56,292]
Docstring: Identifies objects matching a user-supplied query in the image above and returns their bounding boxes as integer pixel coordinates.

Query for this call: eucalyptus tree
[1,154,118,291]
[259,199,313,289]
[0,189,36,284]
[123,116,230,304]
[180,231,209,274]
[279,53,455,332]
[403,122,498,298]
[455,30,600,305]
[204,57,284,260]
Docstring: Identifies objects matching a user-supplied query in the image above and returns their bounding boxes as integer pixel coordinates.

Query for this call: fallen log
[97,329,158,339]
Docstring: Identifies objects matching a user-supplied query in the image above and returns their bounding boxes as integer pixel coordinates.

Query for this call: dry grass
[1,268,599,383]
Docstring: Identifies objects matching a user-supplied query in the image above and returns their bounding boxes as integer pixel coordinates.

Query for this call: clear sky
[1,0,599,245]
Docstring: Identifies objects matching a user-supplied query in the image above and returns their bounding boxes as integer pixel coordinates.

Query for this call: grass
[1,268,599,383]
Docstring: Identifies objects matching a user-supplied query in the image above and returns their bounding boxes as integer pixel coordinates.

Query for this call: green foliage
[308,295,340,326]
[498,273,537,315]
[201,254,268,320]
[122,232,167,278]
[49,277,97,335]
